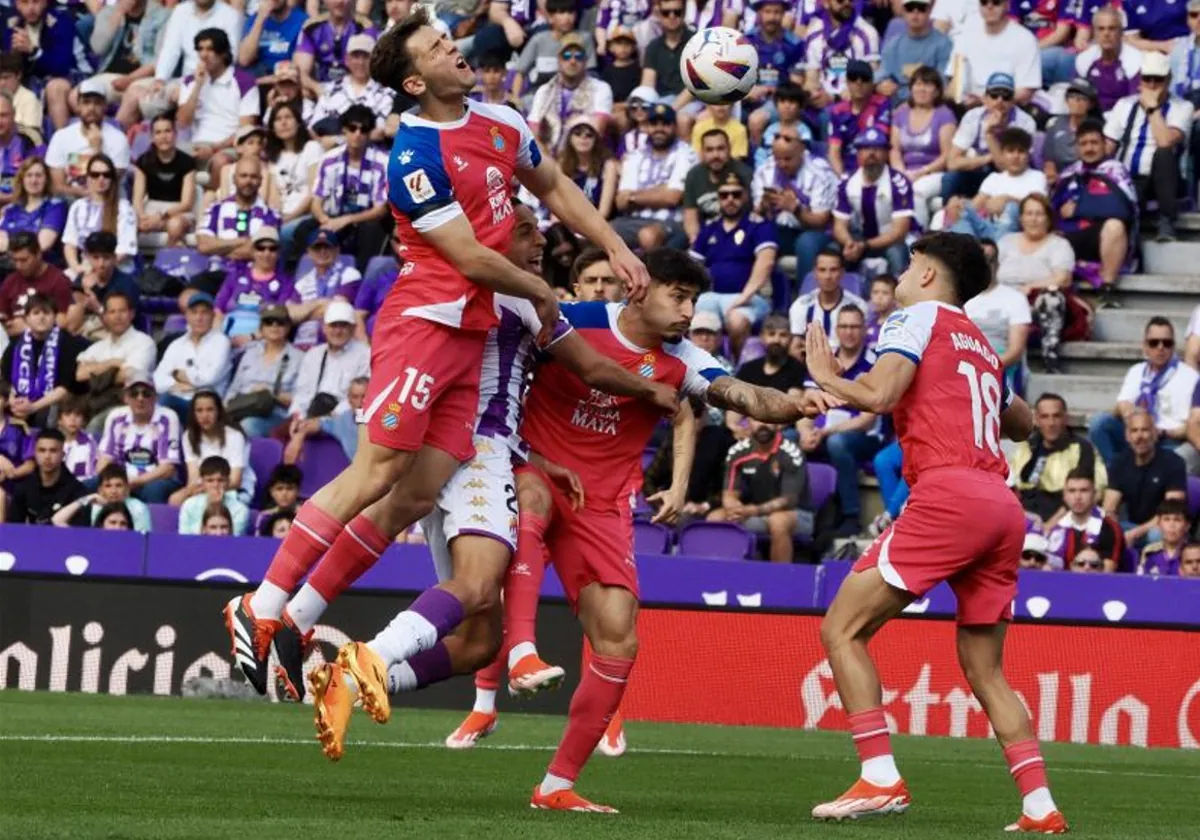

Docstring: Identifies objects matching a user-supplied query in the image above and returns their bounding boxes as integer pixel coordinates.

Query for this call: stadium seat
[248,438,285,505]
[147,503,179,534]
[677,521,755,560]
[163,313,187,335]
[153,248,207,282]
[297,435,351,498]
[798,271,865,297]
[295,254,356,280]
[807,463,837,510]
[633,520,673,555]
[1188,475,1200,519]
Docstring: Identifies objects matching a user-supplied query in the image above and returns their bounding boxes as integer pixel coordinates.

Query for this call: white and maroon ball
[680,27,759,105]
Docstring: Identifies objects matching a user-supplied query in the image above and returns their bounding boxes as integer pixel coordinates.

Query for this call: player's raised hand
[804,324,842,386]
[608,242,651,303]
[533,288,561,347]
[799,389,845,418]
[648,488,685,526]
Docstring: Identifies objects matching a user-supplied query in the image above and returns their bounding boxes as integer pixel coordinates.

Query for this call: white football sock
[368,611,437,667]
[248,581,289,620]
[507,641,537,671]
[861,755,901,787]
[539,772,573,795]
[386,662,417,693]
[473,688,497,714]
[1023,787,1056,820]
[285,584,327,634]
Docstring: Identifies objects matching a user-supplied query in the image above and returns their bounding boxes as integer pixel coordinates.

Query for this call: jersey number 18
[957,360,1001,456]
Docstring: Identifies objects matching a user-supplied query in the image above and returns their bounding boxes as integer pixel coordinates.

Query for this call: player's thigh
[577,582,640,657]
[948,500,1023,626]
[821,565,915,649]
[361,443,459,531]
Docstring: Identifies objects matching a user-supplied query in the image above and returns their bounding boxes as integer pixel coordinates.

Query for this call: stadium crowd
[1,0,1199,577]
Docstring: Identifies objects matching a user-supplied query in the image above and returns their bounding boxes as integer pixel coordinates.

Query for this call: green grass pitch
[1,692,1197,839]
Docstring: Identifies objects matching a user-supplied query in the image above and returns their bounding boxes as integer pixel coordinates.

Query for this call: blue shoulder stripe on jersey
[877,347,919,365]
[697,366,725,383]
[387,125,455,220]
[559,301,611,329]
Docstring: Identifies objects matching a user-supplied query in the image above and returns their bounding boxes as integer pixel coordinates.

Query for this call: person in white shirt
[946,127,1045,239]
[612,102,696,250]
[788,247,867,353]
[44,79,132,199]
[75,291,158,433]
[288,300,370,420]
[528,33,614,154]
[96,374,183,503]
[932,0,981,39]
[1104,51,1195,242]
[945,0,1041,106]
[1089,316,1200,469]
[153,292,233,417]
[177,27,261,181]
[942,71,1038,202]
[964,238,1032,396]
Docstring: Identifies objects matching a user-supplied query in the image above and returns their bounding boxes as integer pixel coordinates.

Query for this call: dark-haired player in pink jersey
[804,232,1067,834]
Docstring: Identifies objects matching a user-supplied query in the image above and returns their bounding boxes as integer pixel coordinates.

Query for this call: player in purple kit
[833,126,913,276]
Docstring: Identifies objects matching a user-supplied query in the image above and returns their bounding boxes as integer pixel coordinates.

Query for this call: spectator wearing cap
[132,114,197,250]
[0,53,43,145]
[294,0,378,99]
[154,292,233,416]
[618,85,658,155]
[74,291,157,432]
[0,158,68,256]
[827,59,893,178]
[177,28,262,181]
[224,303,301,438]
[1074,6,1141,114]
[1,293,86,427]
[66,232,142,340]
[44,79,132,200]
[214,227,295,349]
[195,156,281,287]
[875,0,952,105]
[0,232,72,337]
[1105,51,1194,242]
[287,298,369,422]
[889,66,957,230]
[945,0,1041,106]
[599,24,642,110]
[947,127,1045,241]
[752,123,838,281]
[62,154,138,278]
[803,0,881,108]
[238,0,309,78]
[264,61,315,128]
[79,0,170,118]
[515,0,597,93]
[1020,532,1052,571]
[309,33,393,145]
[832,127,913,276]
[943,71,1038,201]
[1051,118,1136,303]
[613,102,697,251]
[96,374,183,503]
[470,52,524,111]
[0,92,37,205]
[743,0,807,146]
[529,33,614,154]
[555,115,619,220]
[789,246,868,352]
[689,171,778,359]
[594,0,655,61]
[1125,0,1190,55]
[683,127,755,242]
[1,0,92,132]
[303,104,389,269]
[642,0,703,135]
[288,227,362,351]
[1043,79,1102,184]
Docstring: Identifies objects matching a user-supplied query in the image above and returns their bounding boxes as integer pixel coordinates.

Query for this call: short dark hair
[342,104,377,131]
[1077,117,1105,140]
[571,247,609,285]
[84,230,118,255]
[194,28,233,65]
[645,248,710,295]
[869,274,897,292]
[699,127,730,148]
[98,463,129,484]
[909,232,992,305]
[838,304,866,323]
[59,395,88,419]
[25,293,56,315]
[371,6,432,93]
[761,312,790,334]
[1065,467,1094,485]
[9,231,39,255]
[259,509,297,536]
[774,83,806,105]
[36,428,66,445]
[0,379,10,399]
[268,464,303,489]
[1145,316,1175,336]
[151,111,176,130]
[1157,498,1190,519]
[94,501,133,529]
[477,51,508,70]
[1034,392,1067,412]
[998,127,1033,152]
[815,245,844,266]
[0,53,23,78]
[546,0,576,12]
[103,291,136,311]
[199,456,232,479]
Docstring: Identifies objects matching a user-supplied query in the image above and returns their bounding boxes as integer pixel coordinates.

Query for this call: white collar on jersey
[400,98,475,131]
[606,302,648,353]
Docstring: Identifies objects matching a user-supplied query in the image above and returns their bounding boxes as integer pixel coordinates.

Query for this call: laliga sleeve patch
[403,168,436,204]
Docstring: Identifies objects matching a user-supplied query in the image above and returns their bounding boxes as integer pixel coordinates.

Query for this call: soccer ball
[680,27,759,105]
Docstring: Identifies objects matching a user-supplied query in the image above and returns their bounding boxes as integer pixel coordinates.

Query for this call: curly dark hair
[909,232,992,305]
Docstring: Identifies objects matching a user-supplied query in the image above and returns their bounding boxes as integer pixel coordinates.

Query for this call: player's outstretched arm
[519,157,651,301]
[1001,394,1034,442]
[421,215,560,344]
[649,404,696,526]
[549,331,679,414]
[705,376,837,424]
[805,324,917,414]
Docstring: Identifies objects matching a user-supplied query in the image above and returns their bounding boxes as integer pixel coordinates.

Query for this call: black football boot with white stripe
[223,594,280,695]
[272,613,314,702]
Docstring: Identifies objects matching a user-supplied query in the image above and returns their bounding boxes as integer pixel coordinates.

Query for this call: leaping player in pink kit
[803,232,1068,834]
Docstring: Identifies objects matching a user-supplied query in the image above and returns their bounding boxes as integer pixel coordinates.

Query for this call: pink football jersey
[520,302,726,510]
[875,300,1015,487]
[383,100,543,333]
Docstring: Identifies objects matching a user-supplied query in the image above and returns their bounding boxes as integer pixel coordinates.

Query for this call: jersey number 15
[957,360,1001,456]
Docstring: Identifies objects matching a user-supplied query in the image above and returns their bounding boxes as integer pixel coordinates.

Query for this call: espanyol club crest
[490,126,505,152]
[639,353,656,378]
[381,401,402,431]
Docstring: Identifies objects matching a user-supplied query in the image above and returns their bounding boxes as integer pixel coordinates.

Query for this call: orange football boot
[309,663,356,762]
[811,778,912,821]
[530,785,618,814]
[335,642,390,724]
[445,711,499,749]
[1005,811,1070,833]
[508,653,566,697]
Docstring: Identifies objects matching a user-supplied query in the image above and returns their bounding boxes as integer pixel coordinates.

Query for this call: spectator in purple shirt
[193,156,281,303]
[1074,6,1140,114]
[1137,499,1191,575]
[353,236,401,342]
[0,379,35,490]
[0,157,67,256]
[832,127,914,276]
[214,227,295,350]
[293,0,377,98]
[826,59,892,178]
[0,93,37,204]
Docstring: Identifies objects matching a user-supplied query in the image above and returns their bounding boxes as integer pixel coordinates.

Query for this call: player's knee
[592,631,638,660]
[819,612,850,653]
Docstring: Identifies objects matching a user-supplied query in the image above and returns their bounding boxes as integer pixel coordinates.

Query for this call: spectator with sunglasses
[224,304,301,439]
[945,0,1041,106]
[528,33,614,153]
[61,154,138,278]
[555,116,618,220]
[214,227,295,348]
[642,0,703,134]
[96,374,183,503]
[1104,51,1194,243]
[876,0,952,105]
[195,156,281,291]
[1089,317,1200,469]
[943,71,1037,201]
[618,85,656,155]
[309,34,393,146]
[293,0,378,100]
[514,0,597,94]
[826,59,892,178]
